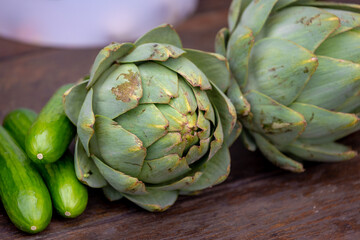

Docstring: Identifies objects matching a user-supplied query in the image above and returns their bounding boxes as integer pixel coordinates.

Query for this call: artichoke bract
[64,25,239,211]
[216,0,360,172]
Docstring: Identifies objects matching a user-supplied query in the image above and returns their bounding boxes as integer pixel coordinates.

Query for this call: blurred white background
[0,0,198,48]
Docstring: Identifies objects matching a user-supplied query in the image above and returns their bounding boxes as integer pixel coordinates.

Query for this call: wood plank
[0,38,44,60]
[196,0,232,13]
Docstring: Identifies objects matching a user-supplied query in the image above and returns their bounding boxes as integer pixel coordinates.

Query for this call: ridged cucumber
[25,84,76,164]
[4,108,88,218]
[3,108,37,149]
[0,126,52,233]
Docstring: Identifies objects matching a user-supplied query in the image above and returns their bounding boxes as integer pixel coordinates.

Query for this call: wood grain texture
[0,38,42,60]
[0,0,360,239]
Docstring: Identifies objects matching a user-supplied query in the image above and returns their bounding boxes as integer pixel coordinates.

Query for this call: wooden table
[1,0,360,239]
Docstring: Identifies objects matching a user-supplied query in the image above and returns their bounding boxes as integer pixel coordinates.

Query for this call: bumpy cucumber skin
[0,126,52,234]
[4,108,88,218]
[3,108,37,150]
[25,84,76,164]
[37,153,88,218]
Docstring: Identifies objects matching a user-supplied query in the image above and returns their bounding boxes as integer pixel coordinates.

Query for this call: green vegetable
[3,108,37,149]
[216,0,360,172]
[4,108,88,218]
[25,84,76,164]
[64,24,239,212]
[0,126,52,234]
[36,152,88,218]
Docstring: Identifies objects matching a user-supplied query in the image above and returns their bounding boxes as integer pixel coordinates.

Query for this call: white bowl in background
[0,0,198,48]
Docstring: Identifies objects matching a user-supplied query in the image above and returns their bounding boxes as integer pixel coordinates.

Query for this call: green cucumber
[0,126,52,233]
[25,84,76,164]
[4,108,88,218]
[3,108,37,149]
[36,152,88,218]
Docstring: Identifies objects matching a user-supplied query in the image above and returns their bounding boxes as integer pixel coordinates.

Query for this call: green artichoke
[216,0,360,172]
[64,25,239,211]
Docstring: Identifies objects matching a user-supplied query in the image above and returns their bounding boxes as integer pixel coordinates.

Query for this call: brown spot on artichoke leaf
[81,123,94,130]
[269,67,277,72]
[296,14,321,26]
[126,179,145,193]
[111,121,119,126]
[111,70,140,102]
[260,116,294,134]
[103,44,122,57]
[268,65,284,72]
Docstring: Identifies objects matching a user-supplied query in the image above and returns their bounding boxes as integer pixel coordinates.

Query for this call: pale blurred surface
[0,0,198,48]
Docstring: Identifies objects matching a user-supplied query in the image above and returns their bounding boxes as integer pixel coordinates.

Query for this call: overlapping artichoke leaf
[290,103,360,144]
[296,56,360,110]
[183,48,231,92]
[94,115,147,177]
[226,121,243,148]
[336,89,360,113]
[180,146,231,193]
[239,0,278,36]
[228,0,243,32]
[137,62,179,104]
[145,83,232,193]
[243,90,306,148]
[226,79,251,117]
[118,43,184,63]
[74,137,107,188]
[226,25,254,88]
[134,24,183,48]
[182,48,246,142]
[63,80,88,125]
[123,189,178,212]
[324,9,360,36]
[115,104,169,148]
[219,0,360,172]
[92,155,147,195]
[65,22,241,212]
[316,30,360,63]
[92,63,143,119]
[77,88,95,156]
[215,28,230,57]
[285,140,357,162]
[240,128,256,151]
[87,43,135,88]
[206,83,237,144]
[252,132,305,173]
[103,185,123,202]
[261,6,340,52]
[245,38,318,106]
[159,56,212,90]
